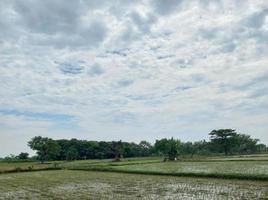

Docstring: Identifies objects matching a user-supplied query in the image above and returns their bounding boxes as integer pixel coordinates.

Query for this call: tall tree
[209,129,237,156]
[17,152,29,160]
[28,136,60,162]
[232,134,259,154]
[155,138,181,161]
[139,141,153,156]
[111,140,124,161]
[66,146,79,161]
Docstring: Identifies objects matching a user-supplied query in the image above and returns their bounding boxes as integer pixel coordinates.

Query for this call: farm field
[0,170,268,200]
[109,161,268,180]
[0,157,161,173]
[0,161,61,173]
[61,155,268,181]
[61,156,161,169]
[1,154,267,174]
[207,154,268,161]
[0,155,268,199]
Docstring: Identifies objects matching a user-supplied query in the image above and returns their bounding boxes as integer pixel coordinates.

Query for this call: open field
[0,155,268,199]
[61,155,268,181]
[0,161,61,173]
[108,161,268,180]
[61,156,161,169]
[1,155,268,180]
[207,154,268,161]
[0,170,267,200]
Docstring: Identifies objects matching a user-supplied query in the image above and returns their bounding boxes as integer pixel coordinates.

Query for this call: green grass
[101,161,267,181]
[0,161,61,173]
[1,155,268,199]
[0,170,267,200]
[1,155,268,181]
[58,155,268,181]
[115,160,268,175]
[61,157,162,169]
[206,153,268,161]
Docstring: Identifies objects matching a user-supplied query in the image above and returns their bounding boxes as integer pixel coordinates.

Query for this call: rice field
[110,161,268,180]
[0,170,267,200]
[61,155,268,180]
[0,155,268,199]
[0,161,60,173]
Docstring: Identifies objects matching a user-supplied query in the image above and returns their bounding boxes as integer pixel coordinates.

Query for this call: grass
[207,153,268,161]
[59,155,268,181]
[0,161,61,173]
[1,155,268,181]
[61,157,162,169]
[0,170,267,199]
[108,161,268,180]
[1,155,268,199]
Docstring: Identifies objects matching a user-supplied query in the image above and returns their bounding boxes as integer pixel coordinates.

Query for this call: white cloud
[0,0,268,156]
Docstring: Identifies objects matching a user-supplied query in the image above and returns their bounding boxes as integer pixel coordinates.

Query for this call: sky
[0,0,268,157]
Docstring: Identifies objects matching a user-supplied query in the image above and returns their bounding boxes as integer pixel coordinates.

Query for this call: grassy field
[207,154,268,161]
[62,155,268,181]
[0,161,61,173]
[108,161,268,180]
[0,155,268,199]
[61,157,161,169]
[0,170,267,200]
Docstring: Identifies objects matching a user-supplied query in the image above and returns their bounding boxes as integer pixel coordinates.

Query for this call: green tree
[256,144,267,153]
[66,147,78,161]
[209,129,237,156]
[28,136,60,162]
[155,138,181,161]
[139,141,152,156]
[111,140,124,161]
[17,152,29,160]
[232,134,260,154]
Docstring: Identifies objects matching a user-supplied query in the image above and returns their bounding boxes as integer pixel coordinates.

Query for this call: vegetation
[0,161,61,174]
[2,155,268,180]
[110,160,268,181]
[28,136,60,163]
[0,128,267,199]
[60,155,268,181]
[209,129,237,156]
[0,154,268,199]
[0,170,267,199]
[154,138,181,161]
[17,152,29,160]
[209,129,263,156]
[25,129,267,163]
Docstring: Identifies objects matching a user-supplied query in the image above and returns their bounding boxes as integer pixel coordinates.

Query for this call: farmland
[0,170,267,200]
[0,155,268,199]
[61,155,268,181]
[0,161,61,174]
[110,160,268,180]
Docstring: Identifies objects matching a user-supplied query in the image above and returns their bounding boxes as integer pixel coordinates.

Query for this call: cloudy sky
[0,0,268,156]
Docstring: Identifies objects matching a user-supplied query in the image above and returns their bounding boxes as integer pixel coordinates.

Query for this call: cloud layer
[0,0,268,156]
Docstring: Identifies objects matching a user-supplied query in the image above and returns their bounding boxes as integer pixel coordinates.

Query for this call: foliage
[231,134,259,154]
[24,129,267,162]
[209,129,237,155]
[1,170,267,199]
[208,129,266,156]
[17,152,29,160]
[155,138,181,161]
[28,136,60,162]
[66,147,79,161]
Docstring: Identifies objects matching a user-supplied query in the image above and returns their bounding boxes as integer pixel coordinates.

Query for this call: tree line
[2,129,267,162]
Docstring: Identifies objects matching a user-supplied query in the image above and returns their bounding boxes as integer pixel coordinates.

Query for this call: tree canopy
[26,129,267,162]
[28,136,60,162]
[155,138,181,161]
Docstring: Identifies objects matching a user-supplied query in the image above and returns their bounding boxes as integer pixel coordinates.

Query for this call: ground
[0,170,267,200]
[0,154,268,199]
